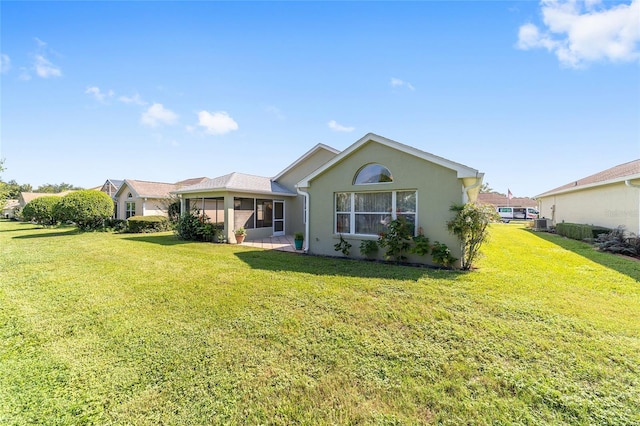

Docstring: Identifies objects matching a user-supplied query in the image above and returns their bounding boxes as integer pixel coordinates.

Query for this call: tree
[35,182,83,193]
[480,182,493,193]
[447,203,500,270]
[55,190,114,231]
[21,196,61,226]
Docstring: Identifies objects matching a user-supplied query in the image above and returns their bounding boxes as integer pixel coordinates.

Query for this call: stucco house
[536,159,640,234]
[114,177,207,219]
[2,199,20,219]
[175,133,484,266]
[174,144,339,241]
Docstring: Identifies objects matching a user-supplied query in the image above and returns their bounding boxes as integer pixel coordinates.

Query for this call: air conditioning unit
[534,219,551,231]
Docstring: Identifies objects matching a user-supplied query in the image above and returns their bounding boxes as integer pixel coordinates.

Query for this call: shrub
[175,210,220,242]
[359,239,378,258]
[127,215,170,233]
[55,190,114,231]
[104,218,128,232]
[411,234,431,256]
[594,226,640,257]
[22,196,61,226]
[447,203,499,270]
[334,234,352,256]
[431,241,457,268]
[556,223,610,241]
[378,217,413,262]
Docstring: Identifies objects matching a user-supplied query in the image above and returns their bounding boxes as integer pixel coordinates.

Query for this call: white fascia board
[535,173,640,198]
[297,133,480,188]
[273,143,341,181]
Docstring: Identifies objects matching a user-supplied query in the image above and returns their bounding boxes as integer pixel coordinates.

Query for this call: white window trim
[335,190,417,236]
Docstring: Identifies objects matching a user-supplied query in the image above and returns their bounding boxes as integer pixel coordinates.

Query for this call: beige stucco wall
[275,147,339,238]
[538,181,640,234]
[115,185,168,219]
[304,142,466,266]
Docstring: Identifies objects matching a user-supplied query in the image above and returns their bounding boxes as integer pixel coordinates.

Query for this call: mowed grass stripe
[0,220,638,425]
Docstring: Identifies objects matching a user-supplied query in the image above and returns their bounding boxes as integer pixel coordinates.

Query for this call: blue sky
[1,1,638,197]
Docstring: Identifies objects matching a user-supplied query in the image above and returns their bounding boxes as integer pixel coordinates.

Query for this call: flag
[507,189,513,200]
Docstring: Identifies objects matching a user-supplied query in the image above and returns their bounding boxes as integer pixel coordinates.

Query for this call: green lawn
[1,220,638,425]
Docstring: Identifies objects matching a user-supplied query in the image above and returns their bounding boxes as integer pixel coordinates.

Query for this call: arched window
[353,164,393,185]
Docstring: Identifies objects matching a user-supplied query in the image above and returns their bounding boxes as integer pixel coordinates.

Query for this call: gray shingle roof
[175,172,296,196]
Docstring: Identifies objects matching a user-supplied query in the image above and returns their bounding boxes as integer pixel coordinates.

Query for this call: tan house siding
[275,146,339,237]
[304,141,468,265]
[538,181,640,234]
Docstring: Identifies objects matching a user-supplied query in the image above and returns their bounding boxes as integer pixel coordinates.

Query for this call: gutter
[462,173,484,203]
[296,187,310,253]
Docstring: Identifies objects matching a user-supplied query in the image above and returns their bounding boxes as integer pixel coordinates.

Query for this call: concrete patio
[241,235,301,253]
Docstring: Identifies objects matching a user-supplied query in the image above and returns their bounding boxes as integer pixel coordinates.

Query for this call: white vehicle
[496,206,539,222]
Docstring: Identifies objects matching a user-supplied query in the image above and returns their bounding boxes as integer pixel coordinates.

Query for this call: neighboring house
[175,133,484,266]
[114,177,207,219]
[2,199,19,219]
[536,159,640,234]
[174,144,339,242]
[99,179,124,217]
[18,191,72,209]
[477,192,537,209]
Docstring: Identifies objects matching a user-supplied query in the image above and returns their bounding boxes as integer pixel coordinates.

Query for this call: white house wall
[539,182,640,234]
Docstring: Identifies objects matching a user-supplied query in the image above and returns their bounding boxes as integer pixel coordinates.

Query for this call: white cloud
[517,0,640,67]
[390,77,415,91]
[328,120,355,132]
[85,86,113,102]
[141,103,178,127]
[119,93,147,105]
[197,110,239,135]
[34,54,61,78]
[1,54,10,73]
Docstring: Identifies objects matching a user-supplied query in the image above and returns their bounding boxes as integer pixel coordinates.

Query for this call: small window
[353,164,393,185]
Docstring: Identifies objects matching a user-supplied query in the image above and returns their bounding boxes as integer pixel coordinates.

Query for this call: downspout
[297,187,310,253]
[462,173,484,203]
[143,198,147,216]
[625,180,640,234]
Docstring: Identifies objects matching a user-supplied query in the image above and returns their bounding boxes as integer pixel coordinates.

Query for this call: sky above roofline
[1,1,639,197]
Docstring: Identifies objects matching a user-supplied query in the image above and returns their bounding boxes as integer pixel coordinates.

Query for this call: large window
[335,191,416,235]
[125,201,136,219]
[189,198,224,225]
[234,198,274,229]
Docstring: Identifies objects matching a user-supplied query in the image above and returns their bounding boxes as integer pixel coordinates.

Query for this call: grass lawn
[1,220,638,425]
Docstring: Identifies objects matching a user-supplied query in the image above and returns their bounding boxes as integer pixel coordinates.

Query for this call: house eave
[536,173,640,198]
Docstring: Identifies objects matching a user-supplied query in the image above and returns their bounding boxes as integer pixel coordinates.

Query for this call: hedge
[556,223,611,240]
[127,215,170,233]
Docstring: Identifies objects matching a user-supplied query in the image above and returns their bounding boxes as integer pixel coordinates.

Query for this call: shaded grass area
[0,220,638,424]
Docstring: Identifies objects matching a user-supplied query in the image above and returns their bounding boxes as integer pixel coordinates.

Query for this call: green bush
[104,218,128,232]
[447,203,499,270]
[175,210,220,242]
[127,215,170,233]
[55,190,114,231]
[21,196,61,226]
[556,223,610,241]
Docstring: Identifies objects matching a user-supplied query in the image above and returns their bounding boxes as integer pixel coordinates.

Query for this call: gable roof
[477,192,537,208]
[174,172,297,197]
[19,191,72,206]
[536,159,640,198]
[273,143,340,181]
[115,177,208,199]
[297,133,482,188]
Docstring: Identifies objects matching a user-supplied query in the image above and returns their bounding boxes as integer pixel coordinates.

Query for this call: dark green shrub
[55,190,114,231]
[175,210,220,242]
[334,234,352,256]
[431,241,457,269]
[556,223,610,241]
[378,217,414,262]
[127,215,170,233]
[411,234,431,256]
[359,239,378,258]
[594,226,640,257]
[104,218,128,232]
[22,196,61,226]
[447,203,499,270]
